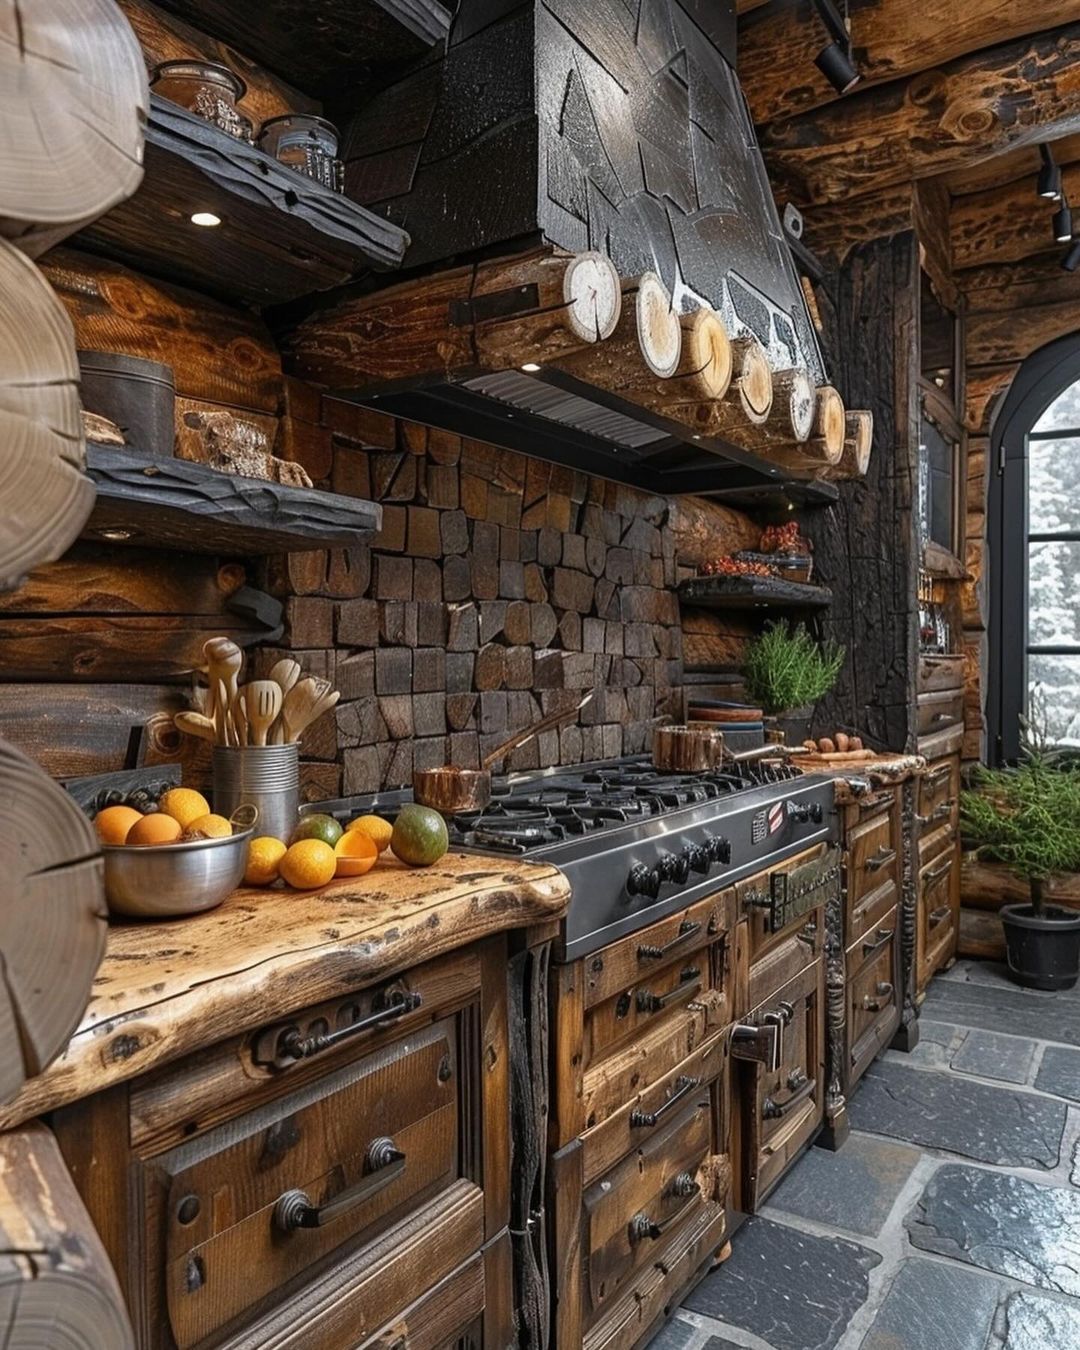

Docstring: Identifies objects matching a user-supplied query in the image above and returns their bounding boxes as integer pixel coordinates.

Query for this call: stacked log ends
[0,1122,135,1347]
[0,241,96,592]
[813,386,847,463]
[826,410,874,479]
[0,0,147,258]
[629,273,683,378]
[0,739,106,1105]
[560,250,622,343]
[730,335,774,425]
[676,308,732,400]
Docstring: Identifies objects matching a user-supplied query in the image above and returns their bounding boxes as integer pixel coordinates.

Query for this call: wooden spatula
[174,711,218,743]
[280,677,332,744]
[243,680,283,747]
[204,637,244,744]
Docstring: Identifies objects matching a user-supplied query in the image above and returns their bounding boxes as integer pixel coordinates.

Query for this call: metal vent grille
[462,371,669,450]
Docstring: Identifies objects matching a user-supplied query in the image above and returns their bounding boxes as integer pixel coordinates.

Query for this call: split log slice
[731,335,773,425]
[0,1121,134,1347]
[813,386,847,463]
[0,738,106,1104]
[770,368,816,443]
[0,0,147,258]
[561,250,622,343]
[0,240,96,592]
[677,308,732,400]
[633,272,682,378]
[786,409,875,481]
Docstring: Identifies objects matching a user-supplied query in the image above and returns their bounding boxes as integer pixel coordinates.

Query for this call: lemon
[186,813,232,839]
[245,836,287,886]
[159,788,211,830]
[346,814,393,853]
[280,839,337,890]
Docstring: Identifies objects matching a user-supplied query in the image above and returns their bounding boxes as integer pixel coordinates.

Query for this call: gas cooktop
[310,756,837,960]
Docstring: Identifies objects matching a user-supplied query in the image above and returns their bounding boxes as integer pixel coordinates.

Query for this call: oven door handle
[273,1137,406,1232]
[630,1074,701,1129]
[636,969,701,1015]
[637,919,702,963]
[762,1073,816,1121]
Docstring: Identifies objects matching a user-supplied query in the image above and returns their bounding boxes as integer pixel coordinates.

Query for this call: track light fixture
[1054,197,1073,244]
[1062,238,1080,273]
[1038,144,1063,202]
[810,0,861,94]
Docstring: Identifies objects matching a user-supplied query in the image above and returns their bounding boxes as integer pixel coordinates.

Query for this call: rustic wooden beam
[952,162,1080,270]
[761,23,1080,206]
[739,1,1080,128]
[943,130,1080,196]
[967,297,1080,366]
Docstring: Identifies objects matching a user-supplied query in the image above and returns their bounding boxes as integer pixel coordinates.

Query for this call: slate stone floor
[650,960,1080,1350]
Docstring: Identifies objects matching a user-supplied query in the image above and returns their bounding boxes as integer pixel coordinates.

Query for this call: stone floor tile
[922,982,1080,1046]
[950,1030,1037,1085]
[896,1019,965,1069]
[682,1216,880,1350]
[1001,1290,1080,1347]
[908,1164,1080,1297]
[645,1316,701,1349]
[767,1132,921,1237]
[941,960,1080,1003]
[848,1061,1066,1168]
[1034,1045,1080,1103]
[858,1258,1007,1350]
[702,1340,748,1349]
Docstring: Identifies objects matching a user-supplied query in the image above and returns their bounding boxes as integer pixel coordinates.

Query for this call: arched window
[988,335,1080,761]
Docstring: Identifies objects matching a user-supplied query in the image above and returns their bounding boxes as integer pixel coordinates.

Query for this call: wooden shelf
[76,97,409,307]
[83,444,382,555]
[678,574,833,611]
[155,0,452,97]
[922,540,970,581]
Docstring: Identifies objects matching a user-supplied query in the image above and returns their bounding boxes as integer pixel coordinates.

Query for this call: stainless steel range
[310,756,837,961]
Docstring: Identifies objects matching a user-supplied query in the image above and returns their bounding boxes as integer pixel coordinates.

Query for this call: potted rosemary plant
[741,620,844,744]
[960,707,1080,990]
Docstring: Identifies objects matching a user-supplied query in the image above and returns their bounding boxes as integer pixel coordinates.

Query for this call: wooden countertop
[1,854,570,1130]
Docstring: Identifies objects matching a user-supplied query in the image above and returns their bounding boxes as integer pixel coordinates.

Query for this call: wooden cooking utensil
[269,657,301,697]
[204,637,244,743]
[280,677,335,744]
[174,711,218,743]
[213,675,233,745]
[482,689,595,770]
[232,689,248,747]
[243,680,283,747]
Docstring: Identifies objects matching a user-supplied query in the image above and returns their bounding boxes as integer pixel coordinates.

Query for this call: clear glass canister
[151,60,253,141]
[258,114,344,193]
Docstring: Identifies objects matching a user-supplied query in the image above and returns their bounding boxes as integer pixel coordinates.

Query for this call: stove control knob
[685,844,710,876]
[787,800,823,825]
[628,863,661,899]
[658,850,690,885]
[704,833,731,865]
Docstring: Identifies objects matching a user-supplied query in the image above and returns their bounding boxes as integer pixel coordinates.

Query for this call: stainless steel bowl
[102,829,253,920]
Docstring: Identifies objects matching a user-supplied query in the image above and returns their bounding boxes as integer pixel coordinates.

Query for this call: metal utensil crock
[213,744,299,844]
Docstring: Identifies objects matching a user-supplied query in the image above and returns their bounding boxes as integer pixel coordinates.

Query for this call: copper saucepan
[413,690,595,813]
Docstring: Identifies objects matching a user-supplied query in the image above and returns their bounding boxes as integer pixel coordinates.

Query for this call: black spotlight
[1063,239,1080,273]
[1054,198,1073,243]
[810,0,861,94]
[1039,144,1063,201]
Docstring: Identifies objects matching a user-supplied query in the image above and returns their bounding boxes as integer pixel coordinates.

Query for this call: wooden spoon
[280,677,332,744]
[243,680,283,747]
[267,658,301,742]
[204,637,244,743]
[174,711,218,743]
[232,689,248,747]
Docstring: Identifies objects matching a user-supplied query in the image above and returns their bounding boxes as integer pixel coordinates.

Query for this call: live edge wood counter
[10,856,569,1350]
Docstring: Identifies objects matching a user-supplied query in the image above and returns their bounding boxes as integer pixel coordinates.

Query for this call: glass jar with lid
[151,60,253,142]
[258,115,344,193]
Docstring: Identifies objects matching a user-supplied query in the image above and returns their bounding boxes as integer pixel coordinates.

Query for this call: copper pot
[413,691,594,814]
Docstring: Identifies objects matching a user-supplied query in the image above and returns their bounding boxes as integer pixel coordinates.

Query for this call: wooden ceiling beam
[943,131,1080,196]
[760,23,1080,207]
[951,163,1080,269]
[739,1,1080,128]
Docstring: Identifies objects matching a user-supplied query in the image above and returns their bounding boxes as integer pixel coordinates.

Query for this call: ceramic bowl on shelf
[102,829,253,920]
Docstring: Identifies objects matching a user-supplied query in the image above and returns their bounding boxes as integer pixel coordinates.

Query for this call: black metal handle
[732,1020,781,1074]
[273,1137,406,1232]
[762,1073,816,1120]
[861,927,894,956]
[930,711,957,725]
[861,981,894,1012]
[865,846,897,874]
[924,763,952,789]
[275,991,422,1062]
[796,920,818,948]
[636,969,701,1015]
[637,920,702,963]
[628,1175,701,1242]
[925,858,953,885]
[916,799,955,827]
[630,1074,701,1128]
[928,904,951,927]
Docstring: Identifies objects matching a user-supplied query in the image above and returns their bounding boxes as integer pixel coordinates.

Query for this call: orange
[245,837,287,886]
[126,813,183,847]
[158,788,211,830]
[185,813,232,839]
[346,814,393,853]
[94,805,143,846]
[334,830,378,878]
[280,839,336,890]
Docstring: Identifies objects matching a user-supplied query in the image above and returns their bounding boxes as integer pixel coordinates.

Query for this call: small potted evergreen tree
[960,703,1080,990]
[741,620,844,745]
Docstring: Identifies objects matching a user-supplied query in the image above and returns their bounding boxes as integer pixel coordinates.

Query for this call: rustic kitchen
[4,1,1080,1347]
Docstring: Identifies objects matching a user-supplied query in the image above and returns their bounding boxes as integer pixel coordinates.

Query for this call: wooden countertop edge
[1,859,570,1130]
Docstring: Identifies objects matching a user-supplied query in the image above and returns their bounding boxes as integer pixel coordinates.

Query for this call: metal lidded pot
[213,743,300,845]
[258,114,344,192]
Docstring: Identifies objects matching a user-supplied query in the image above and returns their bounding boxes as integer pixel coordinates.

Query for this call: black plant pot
[1000,903,1080,990]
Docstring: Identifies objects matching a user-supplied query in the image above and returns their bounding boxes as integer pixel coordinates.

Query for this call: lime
[291,813,343,848]
[391,804,449,867]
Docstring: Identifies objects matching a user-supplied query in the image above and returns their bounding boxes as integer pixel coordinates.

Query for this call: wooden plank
[0,854,570,1130]
[966,298,1080,367]
[944,130,1080,197]
[952,162,1080,270]
[761,23,1080,206]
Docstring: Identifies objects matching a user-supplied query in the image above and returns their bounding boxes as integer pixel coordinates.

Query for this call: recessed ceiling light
[190,211,222,228]
[521,362,542,373]
[99,527,136,541]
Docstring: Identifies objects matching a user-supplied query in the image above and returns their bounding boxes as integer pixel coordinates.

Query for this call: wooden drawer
[582,1095,716,1318]
[918,820,956,870]
[586,956,710,1067]
[917,755,960,827]
[159,1019,462,1347]
[747,920,821,1010]
[918,845,958,991]
[917,654,965,694]
[846,907,900,1086]
[846,809,898,909]
[917,688,964,738]
[849,879,898,949]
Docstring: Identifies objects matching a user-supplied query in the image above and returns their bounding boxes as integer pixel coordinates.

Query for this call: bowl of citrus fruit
[94,788,255,920]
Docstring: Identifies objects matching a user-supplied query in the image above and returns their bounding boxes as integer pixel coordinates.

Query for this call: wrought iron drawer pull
[862,927,894,955]
[628,1177,701,1243]
[925,859,953,885]
[796,921,818,948]
[630,1074,700,1128]
[275,990,422,1062]
[861,981,894,1012]
[915,799,955,827]
[636,969,701,1015]
[762,1073,816,1120]
[273,1137,406,1232]
[925,763,952,788]
[865,846,897,873]
[637,919,702,963]
[928,904,951,927]
[930,711,957,725]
